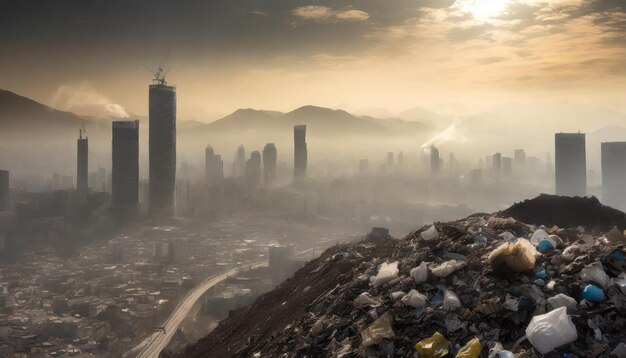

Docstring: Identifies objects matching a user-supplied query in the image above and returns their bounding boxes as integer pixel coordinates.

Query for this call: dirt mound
[500,194,626,231]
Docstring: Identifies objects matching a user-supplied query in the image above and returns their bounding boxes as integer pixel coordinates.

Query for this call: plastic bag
[421,225,439,241]
[582,284,605,302]
[488,239,536,273]
[442,290,461,311]
[432,260,465,278]
[530,229,549,245]
[361,311,394,347]
[370,261,399,287]
[456,338,481,358]
[354,292,380,307]
[547,293,578,314]
[580,263,611,289]
[410,262,429,283]
[401,289,427,308]
[525,306,578,354]
[415,332,449,358]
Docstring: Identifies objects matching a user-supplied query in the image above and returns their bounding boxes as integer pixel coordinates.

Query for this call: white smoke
[52,81,129,118]
[421,117,467,149]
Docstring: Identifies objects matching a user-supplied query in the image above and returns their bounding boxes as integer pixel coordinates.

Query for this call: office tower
[112,120,140,206]
[555,133,586,196]
[514,149,526,170]
[387,152,394,166]
[76,129,88,200]
[149,78,177,215]
[359,159,369,174]
[492,152,502,171]
[233,145,246,178]
[601,142,626,211]
[262,143,277,186]
[502,156,512,176]
[294,125,307,182]
[0,170,8,211]
[245,151,262,187]
[430,145,440,176]
[205,145,224,185]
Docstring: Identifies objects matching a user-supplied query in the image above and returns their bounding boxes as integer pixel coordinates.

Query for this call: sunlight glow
[458,0,511,20]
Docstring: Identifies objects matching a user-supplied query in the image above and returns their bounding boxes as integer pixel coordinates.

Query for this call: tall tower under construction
[293,125,307,183]
[112,120,140,206]
[149,73,177,216]
[76,127,89,200]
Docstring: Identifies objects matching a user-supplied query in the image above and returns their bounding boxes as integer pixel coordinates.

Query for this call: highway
[128,262,267,358]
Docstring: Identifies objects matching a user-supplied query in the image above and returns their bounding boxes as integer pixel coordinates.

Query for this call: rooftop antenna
[142,51,172,85]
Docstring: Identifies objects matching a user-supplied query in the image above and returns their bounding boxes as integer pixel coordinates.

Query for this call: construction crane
[79,119,86,139]
[142,51,172,85]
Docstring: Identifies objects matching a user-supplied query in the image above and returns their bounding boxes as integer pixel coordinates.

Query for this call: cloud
[52,82,129,118]
[291,6,369,23]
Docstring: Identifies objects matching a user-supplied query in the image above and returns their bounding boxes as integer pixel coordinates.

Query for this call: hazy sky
[1,0,624,120]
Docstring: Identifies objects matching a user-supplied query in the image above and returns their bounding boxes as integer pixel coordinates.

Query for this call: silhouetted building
[76,130,88,200]
[112,120,140,206]
[233,145,246,178]
[430,145,440,176]
[492,152,502,171]
[555,132,586,196]
[205,145,224,185]
[502,156,512,176]
[262,143,277,186]
[149,82,177,215]
[601,142,626,211]
[246,151,262,187]
[294,125,307,182]
[0,170,8,211]
[514,149,526,170]
[397,151,404,171]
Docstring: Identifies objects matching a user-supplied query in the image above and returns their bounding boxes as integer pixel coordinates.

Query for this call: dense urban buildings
[0,170,8,211]
[601,142,626,211]
[492,152,502,172]
[514,149,527,171]
[555,132,587,196]
[149,80,177,216]
[246,151,262,187]
[234,145,246,178]
[112,120,140,207]
[205,145,224,186]
[262,143,277,187]
[76,130,88,200]
[293,125,307,183]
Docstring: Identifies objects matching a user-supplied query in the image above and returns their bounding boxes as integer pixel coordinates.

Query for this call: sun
[458,0,511,20]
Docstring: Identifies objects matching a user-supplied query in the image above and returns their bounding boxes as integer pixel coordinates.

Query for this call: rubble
[181,197,626,358]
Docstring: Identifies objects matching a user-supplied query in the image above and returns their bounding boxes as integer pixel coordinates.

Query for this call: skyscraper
[149,79,177,215]
[514,149,526,170]
[430,145,440,176]
[555,132,586,196]
[502,156,512,176]
[601,142,626,211]
[246,151,262,187]
[205,145,224,185]
[233,145,246,178]
[492,152,502,171]
[262,143,277,186]
[0,170,8,211]
[76,129,88,200]
[294,125,307,182]
[112,120,140,206]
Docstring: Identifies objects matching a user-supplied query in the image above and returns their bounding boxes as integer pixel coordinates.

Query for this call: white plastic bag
[530,229,549,245]
[401,289,427,308]
[525,307,578,354]
[370,261,399,287]
[547,293,578,314]
[431,260,465,278]
[580,263,611,289]
[442,290,461,311]
[410,262,429,283]
[354,292,380,307]
[421,225,439,241]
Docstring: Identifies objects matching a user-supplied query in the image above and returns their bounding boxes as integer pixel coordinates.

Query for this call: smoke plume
[52,81,130,118]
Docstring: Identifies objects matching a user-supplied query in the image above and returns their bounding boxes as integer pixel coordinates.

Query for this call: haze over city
[0,0,625,357]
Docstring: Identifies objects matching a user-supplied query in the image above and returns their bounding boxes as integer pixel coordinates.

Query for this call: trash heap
[182,199,626,358]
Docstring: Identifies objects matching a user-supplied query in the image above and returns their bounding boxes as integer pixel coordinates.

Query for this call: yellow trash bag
[488,239,536,273]
[455,338,481,358]
[361,311,395,347]
[415,331,449,358]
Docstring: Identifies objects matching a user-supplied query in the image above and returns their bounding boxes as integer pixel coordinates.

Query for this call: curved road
[129,262,267,358]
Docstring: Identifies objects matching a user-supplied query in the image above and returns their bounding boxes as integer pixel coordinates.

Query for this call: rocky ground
[179,195,626,358]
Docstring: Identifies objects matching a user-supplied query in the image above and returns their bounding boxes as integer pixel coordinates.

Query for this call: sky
[0,0,625,121]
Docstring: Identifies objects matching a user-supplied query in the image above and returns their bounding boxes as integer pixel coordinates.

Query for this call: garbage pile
[182,202,626,358]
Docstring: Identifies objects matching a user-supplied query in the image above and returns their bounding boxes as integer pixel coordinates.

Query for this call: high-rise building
[262,143,277,186]
[514,149,526,170]
[0,170,8,211]
[502,156,512,176]
[492,152,502,171]
[76,129,88,200]
[294,125,307,182]
[149,79,177,215]
[245,151,262,187]
[205,145,224,185]
[555,132,586,196]
[601,142,626,211]
[233,145,246,178]
[430,145,440,176]
[112,120,140,206]
[397,151,404,171]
